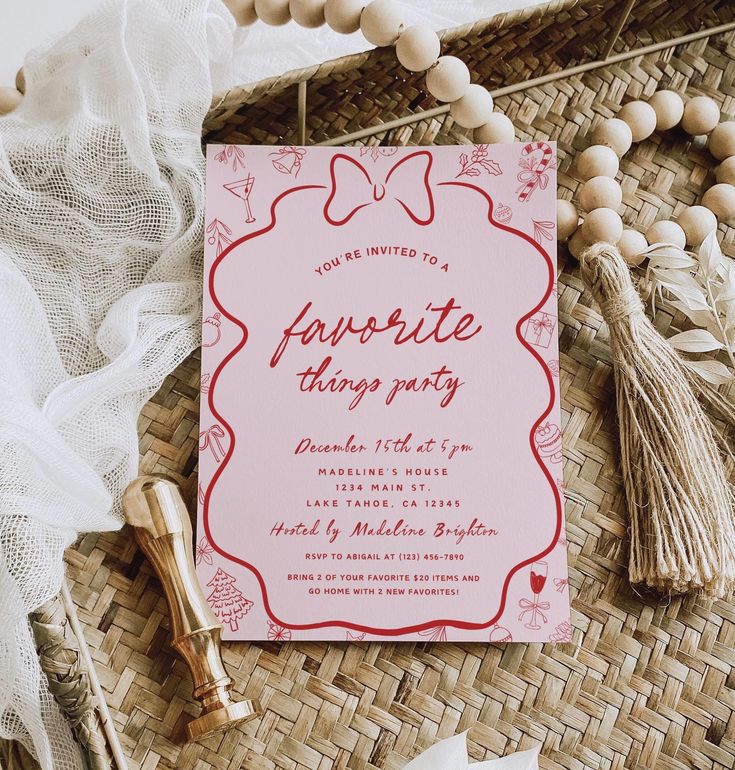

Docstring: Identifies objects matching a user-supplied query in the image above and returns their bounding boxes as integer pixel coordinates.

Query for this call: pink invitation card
[198,143,569,642]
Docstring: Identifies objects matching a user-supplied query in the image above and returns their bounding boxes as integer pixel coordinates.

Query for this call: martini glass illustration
[526,560,548,630]
[224,174,256,223]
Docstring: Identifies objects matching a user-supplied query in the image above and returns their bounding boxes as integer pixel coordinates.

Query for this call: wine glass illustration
[518,560,549,630]
[224,174,256,224]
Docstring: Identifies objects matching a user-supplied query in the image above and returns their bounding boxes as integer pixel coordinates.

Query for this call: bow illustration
[518,597,550,624]
[199,424,226,463]
[324,150,434,226]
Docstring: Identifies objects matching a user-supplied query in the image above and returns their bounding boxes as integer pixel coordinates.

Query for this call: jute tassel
[579,242,735,598]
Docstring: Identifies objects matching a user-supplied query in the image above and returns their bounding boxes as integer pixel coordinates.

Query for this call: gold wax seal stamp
[123,474,259,741]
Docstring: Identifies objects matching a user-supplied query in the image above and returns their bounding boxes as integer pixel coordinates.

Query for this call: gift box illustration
[522,310,557,349]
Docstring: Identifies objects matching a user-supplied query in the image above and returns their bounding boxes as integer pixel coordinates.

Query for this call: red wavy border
[202,173,562,636]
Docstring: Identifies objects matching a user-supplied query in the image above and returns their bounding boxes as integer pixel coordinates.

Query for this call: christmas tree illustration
[206,568,253,632]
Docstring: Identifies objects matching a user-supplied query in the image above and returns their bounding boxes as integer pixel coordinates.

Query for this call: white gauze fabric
[0,1,234,767]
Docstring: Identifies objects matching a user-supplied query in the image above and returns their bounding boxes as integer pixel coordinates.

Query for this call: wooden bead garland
[579,176,622,212]
[645,220,685,249]
[556,199,579,240]
[360,0,404,47]
[592,118,632,156]
[289,0,326,27]
[618,101,657,142]
[557,88,735,265]
[681,95,720,136]
[475,113,515,144]
[648,89,684,131]
[425,56,470,103]
[324,0,363,34]
[253,0,291,25]
[577,145,619,181]
[395,25,440,72]
[225,0,258,26]
[449,84,494,129]
[219,0,499,148]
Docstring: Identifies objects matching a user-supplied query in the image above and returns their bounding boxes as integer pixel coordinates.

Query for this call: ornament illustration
[346,631,366,642]
[270,146,306,177]
[522,310,556,348]
[532,219,555,243]
[267,622,292,642]
[517,141,553,202]
[554,577,569,593]
[360,146,398,162]
[214,144,246,171]
[535,422,563,463]
[206,568,253,632]
[199,424,227,462]
[495,201,512,222]
[224,174,256,223]
[202,313,222,348]
[518,561,550,630]
[198,483,205,506]
[195,536,214,566]
[206,218,233,256]
[489,625,513,643]
[549,620,572,642]
[200,372,211,394]
[456,144,502,178]
[419,626,448,642]
[548,359,560,377]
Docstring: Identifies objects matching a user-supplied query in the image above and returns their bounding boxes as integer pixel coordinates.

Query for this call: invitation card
[198,143,569,642]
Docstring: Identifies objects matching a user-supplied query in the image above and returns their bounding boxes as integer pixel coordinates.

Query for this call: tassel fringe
[579,242,735,598]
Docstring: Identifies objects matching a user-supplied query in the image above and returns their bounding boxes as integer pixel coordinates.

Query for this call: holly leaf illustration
[479,158,502,175]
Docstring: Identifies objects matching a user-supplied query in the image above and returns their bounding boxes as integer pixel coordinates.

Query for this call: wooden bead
[360,0,403,46]
[678,205,717,246]
[254,0,291,25]
[449,85,494,129]
[324,0,363,33]
[425,56,470,103]
[709,121,735,161]
[15,68,25,95]
[289,0,325,27]
[475,113,515,144]
[395,25,440,72]
[702,183,735,222]
[681,96,720,136]
[577,145,619,181]
[568,229,587,259]
[618,229,648,266]
[715,156,735,185]
[618,101,657,142]
[592,118,632,156]
[0,87,22,116]
[645,220,686,248]
[648,90,684,131]
[556,199,579,240]
[579,176,623,212]
[581,208,623,244]
[224,0,257,25]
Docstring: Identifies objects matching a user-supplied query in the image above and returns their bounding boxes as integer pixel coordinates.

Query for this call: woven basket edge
[206,0,583,120]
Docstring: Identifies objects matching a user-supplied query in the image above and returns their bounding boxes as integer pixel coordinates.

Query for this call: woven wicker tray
[62,3,735,769]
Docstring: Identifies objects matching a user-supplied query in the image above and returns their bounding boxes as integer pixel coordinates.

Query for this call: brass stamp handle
[123,474,259,741]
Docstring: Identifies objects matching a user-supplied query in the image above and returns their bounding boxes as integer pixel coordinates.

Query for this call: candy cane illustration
[517,141,553,202]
